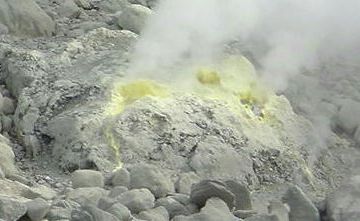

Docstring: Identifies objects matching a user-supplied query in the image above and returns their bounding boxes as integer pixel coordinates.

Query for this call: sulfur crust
[103,55,279,168]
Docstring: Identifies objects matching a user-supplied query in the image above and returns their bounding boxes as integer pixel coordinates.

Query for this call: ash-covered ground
[0,0,359,221]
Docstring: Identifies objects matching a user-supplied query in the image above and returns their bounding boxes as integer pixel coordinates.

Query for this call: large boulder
[66,187,108,206]
[175,172,201,195]
[326,175,360,221]
[137,206,169,221]
[155,196,190,218]
[190,180,235,210]
[282,185,320,221]
[111,168,130,188]
[336,99,360,134]
[26,198,51,221]
[71,170,105,189]
[0,0,55,37]
[116,188,155,213]
[98,0,129,13]
[129,163,174,198]
[0,136,17,177]
[0,196,27,221]
[117,4,152,34]
[105,203,131,221]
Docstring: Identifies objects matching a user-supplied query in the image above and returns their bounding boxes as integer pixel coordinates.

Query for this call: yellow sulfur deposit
[103,80,169,168]
[193,56,273,118]
[104,55,276,167]
[196,68,221,85]
[105,80,169,116]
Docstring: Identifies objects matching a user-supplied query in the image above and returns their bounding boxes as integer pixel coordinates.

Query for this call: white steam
[131,0,360,91]
[129,0,360,149]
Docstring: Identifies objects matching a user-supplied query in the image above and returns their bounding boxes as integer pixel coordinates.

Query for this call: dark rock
[190,180,235,210]
[225,180,252,210]
[173,198,238,221]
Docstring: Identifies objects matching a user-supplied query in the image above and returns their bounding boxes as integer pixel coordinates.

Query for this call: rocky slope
[0,0,359,221]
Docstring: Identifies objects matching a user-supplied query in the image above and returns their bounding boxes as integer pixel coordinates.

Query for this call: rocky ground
[0,0,359,221]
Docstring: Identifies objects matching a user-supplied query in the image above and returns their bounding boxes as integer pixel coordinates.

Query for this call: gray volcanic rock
[0,136,17,177]
[57,0,81,18]
[71,170,104,188]
[282,185,320,221]
[137,206,169,221]
[175,172,201,195]
[66,187,108,205]
[74,0,93,10]
[190,180,235,210]
[0,0,55,37]
[111,168,130,188]
[117,4,153,34]
[0,168,4,179]
[336,99,360,134]
[1,28,137,170]
[47,207,72,221]
[245,215,279,221]
[129,0,159,8]
[156,196,190,218]
[108,186,129,198]
[0,196,27,221]
[326,175,360,221]
[111,97,256,184]
[129,163,174,198]
[225,180,252,210]
[105,203,131,221]
[98,0,129,13]
[77,205,119,221]
[26,198,50,221]
[173,198,238,221]
[116,188,155,213]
